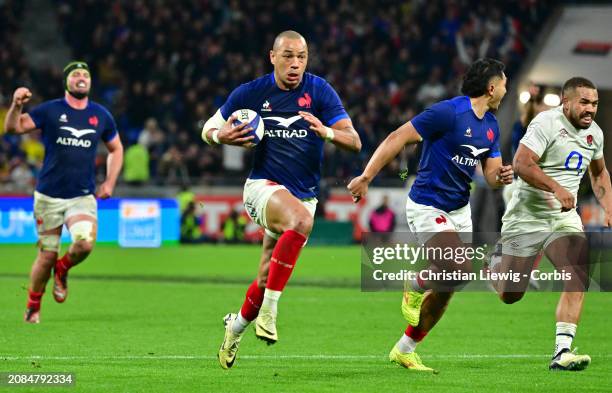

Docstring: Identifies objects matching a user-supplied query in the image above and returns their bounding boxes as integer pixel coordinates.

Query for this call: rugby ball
[232,109,265,145]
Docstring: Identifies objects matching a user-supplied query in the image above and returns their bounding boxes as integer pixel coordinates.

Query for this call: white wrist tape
[202,128,211,144]
[325,126,335,142]
[212,130,220,144]
[202,109,226,145]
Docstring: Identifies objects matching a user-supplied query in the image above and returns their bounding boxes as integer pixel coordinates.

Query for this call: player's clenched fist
[217,115,255,146]
[496,165,513,185]
[96,181,114,200]
[347,175,370,203]
[13,87,32,107]
[552,185,575,212]
[604,212,612,228]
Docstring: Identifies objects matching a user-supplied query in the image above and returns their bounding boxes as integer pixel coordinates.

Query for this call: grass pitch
[0,244,609,392]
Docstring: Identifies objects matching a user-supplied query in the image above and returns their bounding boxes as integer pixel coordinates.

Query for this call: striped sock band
[553,321,576,358]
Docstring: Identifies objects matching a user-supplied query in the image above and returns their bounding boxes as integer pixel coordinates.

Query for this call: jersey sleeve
[27,102,49,130]
[481,119,501,160]
[317,82,349,127]
[219,84,248,119]
[511,121,525,156]
[410,101,455,140]
[101,107,118,142]
[520,118,550,157]
[593,128,604,160]
[487,133,501,159]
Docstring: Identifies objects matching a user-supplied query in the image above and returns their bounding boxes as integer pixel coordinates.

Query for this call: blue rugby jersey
[220,72,349,199]
[409,96,501,212]
[28,98,118,198]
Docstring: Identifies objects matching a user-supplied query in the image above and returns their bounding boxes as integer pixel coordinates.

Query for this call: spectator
[2,1,554,189]
[416,67,447,108]
[157,146,189,185]
[180,201,209,243]
[176,183,195,213]
[369,195,396,233]
[19,134,44,167]
[137,118,161,149]
[222,210,247,243]
[9,156,34,191]
[123,140,150,186]
[0,152,10,183]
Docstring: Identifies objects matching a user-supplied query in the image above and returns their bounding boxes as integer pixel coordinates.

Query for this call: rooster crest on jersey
[298,93,312,108]
[231,109,265,145]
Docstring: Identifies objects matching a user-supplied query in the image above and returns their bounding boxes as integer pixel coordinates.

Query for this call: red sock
[56,253,73,273]
[240,279,264,321]
[266,230,307,291]
[416,276,426,291]
[27,289,43,310]
[405,325,428,342]
[533,253,542,269]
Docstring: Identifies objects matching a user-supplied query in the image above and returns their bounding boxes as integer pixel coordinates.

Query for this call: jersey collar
[63,97,90,111]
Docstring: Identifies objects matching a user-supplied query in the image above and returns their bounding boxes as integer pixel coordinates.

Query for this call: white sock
[554,322,576,358]
[397,334,418,354]
[231,312,250,334]
[261,289,282,314]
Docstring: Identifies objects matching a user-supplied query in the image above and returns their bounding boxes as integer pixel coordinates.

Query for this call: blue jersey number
[564,151,583,175]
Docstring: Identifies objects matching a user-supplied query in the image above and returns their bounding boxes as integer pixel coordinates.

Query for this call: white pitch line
[4,354,609,361]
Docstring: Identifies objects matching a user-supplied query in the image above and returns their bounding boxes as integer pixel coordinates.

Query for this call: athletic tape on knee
[264,228,281,240]
[69,220,94,243]
[38,234,60,252]
[264,229,309,246]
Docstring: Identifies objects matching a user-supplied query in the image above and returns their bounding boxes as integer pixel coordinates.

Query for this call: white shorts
[33,191,97,233]
[502,181,517,206]
[501,210,584,257]
[243,178,317,240]
[405,196,472,244]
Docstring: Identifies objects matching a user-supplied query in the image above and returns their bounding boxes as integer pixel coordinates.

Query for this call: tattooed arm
[513,144,576,212]
[589,158,612,225]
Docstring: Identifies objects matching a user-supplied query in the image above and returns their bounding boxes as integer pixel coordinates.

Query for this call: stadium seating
[1,0,553,188]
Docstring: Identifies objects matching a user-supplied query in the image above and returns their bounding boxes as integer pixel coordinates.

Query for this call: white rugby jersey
[508,106,604,214]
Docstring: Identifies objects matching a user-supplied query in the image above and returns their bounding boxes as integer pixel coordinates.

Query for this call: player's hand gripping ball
[232,109,265,146]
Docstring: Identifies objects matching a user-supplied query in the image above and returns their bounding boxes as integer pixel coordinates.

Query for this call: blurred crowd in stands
[1,0,553,192]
